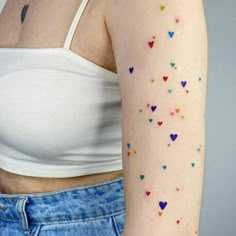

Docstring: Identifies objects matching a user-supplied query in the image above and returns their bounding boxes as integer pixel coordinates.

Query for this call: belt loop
[16,196,31,235]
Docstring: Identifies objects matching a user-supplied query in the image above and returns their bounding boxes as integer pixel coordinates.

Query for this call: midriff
[0,0,122,195]
[0,168,123,194]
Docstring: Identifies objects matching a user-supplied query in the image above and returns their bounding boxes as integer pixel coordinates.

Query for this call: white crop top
[0,0,122,178]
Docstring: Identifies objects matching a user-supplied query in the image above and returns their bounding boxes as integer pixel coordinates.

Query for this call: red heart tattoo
[148,41,154,48]
[163,76,168,81]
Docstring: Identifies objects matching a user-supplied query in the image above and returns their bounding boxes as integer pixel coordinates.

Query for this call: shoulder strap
[63,0,89,50]
[0,0,8,14]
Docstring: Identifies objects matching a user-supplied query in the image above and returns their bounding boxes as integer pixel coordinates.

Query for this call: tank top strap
[63,0,89,50]
[0,0,8,14]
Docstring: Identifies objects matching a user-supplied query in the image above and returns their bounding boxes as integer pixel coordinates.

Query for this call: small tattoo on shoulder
[21,4,29,24]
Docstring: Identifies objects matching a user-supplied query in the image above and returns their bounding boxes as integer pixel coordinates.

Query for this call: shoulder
[104,0,205,42]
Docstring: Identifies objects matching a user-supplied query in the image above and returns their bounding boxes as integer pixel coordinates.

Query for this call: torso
[0,0,122,194]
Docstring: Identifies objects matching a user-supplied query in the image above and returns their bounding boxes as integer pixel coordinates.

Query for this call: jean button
[0,204,6,211]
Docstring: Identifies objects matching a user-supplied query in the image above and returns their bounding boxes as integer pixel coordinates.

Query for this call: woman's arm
[105,0,208,235]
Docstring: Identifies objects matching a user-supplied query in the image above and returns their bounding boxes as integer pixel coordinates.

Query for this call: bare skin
[0,0,122,194]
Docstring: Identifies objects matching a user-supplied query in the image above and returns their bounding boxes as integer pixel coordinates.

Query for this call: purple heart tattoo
[159,201,168,210]
[170,134,178,141]
[181,81,187,88]
[129,67,134,73]
[151,105,157,112]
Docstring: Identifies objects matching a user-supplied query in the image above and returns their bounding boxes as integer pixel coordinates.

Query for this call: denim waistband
[0,176,125,226]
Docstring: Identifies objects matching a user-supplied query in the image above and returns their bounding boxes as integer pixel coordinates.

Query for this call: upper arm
[105,0,208,235]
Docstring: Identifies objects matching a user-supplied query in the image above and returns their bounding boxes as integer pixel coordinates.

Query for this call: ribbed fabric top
[0,0,122,178]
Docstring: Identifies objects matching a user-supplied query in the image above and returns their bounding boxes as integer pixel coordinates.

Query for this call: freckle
[158,211,163,216]
[181,115,185,119]
[134,150,137,154]
[176,187,180,192]
[147,103,150,108]
[152,35,156,39]
[167,144,171,147]
[127,151,131,157]
[139,109,143,112]
[186,90,189,93]
[176,219,180,224]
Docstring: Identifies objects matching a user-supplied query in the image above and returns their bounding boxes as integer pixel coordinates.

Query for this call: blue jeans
[0,176,125,236]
